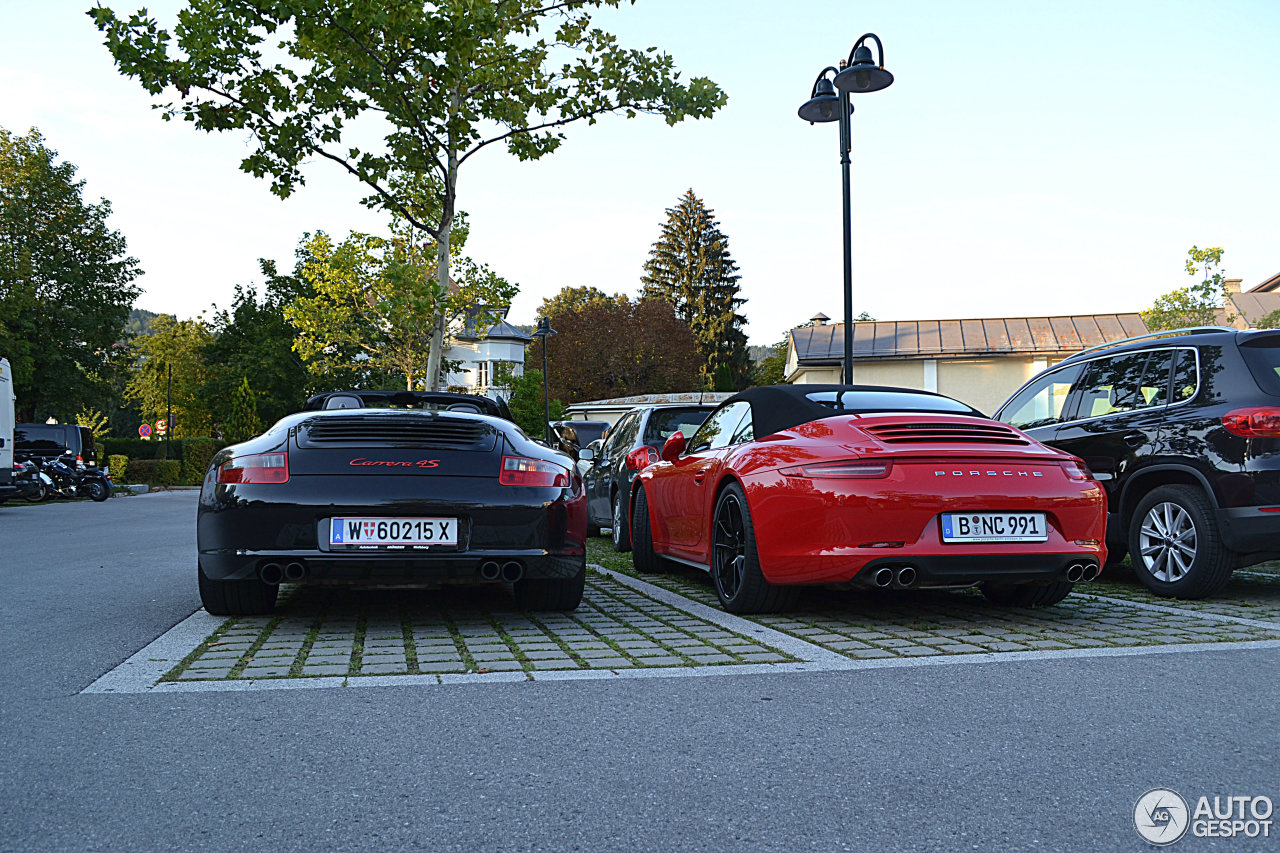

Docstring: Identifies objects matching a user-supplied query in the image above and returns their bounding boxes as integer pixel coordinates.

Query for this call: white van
[0,357,14,500]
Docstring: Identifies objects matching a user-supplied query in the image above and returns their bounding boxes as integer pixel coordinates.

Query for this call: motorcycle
[12,460,54,503]
[39,457,112,502]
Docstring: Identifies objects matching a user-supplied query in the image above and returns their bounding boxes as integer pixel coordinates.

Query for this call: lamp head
[797,75,848,124]
[834,42,894,93]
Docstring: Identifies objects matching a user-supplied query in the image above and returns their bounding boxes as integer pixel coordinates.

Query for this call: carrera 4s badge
[349,458,440,469]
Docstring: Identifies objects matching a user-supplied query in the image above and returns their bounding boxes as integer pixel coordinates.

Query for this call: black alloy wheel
[611,491,632,552]
[630,486,662,573]
[710,483,795,614]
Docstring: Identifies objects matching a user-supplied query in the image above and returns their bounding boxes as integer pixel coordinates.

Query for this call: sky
[2,0,1277,345]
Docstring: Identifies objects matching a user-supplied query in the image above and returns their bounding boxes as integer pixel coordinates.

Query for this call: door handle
[1123,432,1146,447]
[693,471,706,484]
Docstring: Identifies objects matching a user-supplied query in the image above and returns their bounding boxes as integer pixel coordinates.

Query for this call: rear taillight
[1223,407,1280,438]
[1060,460,1093,481]
[217,452,289,484]
[625,446,659,471]
[499,456,569,487]
[780,459,893,479]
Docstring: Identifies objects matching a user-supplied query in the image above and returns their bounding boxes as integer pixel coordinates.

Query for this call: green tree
[539,286,625,318]
[92,1,726,389]
[125,314,214,438]
[640,189,750,388]
[505,368,565,439]
[285,226,516,390]
[0,127,141,421]
[202,259,311,425]
[1142,246,1234,331]
[226,376,263,443]
[75,408,112,443]
[751,337,790,386]
[1257,310,1280,330]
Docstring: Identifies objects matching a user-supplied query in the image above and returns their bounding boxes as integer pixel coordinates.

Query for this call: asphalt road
[1,492,1276,852]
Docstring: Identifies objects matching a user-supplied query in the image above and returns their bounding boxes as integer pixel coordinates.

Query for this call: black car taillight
[217,452,289,484]
[1223,407,1280,438]
[499,456,569,487]
[625,446,659,471]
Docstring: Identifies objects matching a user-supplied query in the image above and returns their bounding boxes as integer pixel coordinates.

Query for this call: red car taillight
[1060,460,1093,481]
[625,446,659,471]
[780,459,893,479]
[1223,407,1280,438]
[499,456,569,487]
[217,452,289,484]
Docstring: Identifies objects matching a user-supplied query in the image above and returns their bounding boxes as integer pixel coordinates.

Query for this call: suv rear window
[15,425,67,453]
[1239,333,1280,397]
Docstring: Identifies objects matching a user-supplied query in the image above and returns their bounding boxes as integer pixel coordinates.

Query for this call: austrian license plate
[940,512,1047,543]
[329,517,458,548]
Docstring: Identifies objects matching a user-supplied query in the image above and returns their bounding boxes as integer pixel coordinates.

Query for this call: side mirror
[578,447,596,462]
[661,431,686,463]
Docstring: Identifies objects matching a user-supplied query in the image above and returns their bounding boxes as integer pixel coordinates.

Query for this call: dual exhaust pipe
[872,566,916,589]
[480,560,524,583]
[259,561,307,585]
[1065,562,1099,583]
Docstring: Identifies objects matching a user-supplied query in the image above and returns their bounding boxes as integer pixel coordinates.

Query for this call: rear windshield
[643,407,714,444]
[15,425,67,452]
[804,390,982,416]
[1239,334,1280,397]
[561,422,607,446]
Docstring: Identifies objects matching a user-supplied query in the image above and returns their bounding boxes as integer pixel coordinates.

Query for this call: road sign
[138,423,152,439]
[156,419,168,436]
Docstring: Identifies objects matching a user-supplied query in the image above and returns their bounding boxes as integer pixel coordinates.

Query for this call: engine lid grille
[299,415,491,449]
[863,422,1028,445]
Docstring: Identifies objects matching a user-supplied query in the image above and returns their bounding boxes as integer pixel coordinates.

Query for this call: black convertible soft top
[303,390,513,421]
[725,385,984,439]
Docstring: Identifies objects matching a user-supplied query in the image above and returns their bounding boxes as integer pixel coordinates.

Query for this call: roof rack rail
[1074,326,1237,358]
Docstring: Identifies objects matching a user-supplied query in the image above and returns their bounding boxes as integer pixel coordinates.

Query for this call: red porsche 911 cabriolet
[629,385,1107,613]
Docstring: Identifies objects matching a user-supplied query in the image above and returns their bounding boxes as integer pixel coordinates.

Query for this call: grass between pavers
[1085,563,1280,624]
[162,570,794,683]
[585,538,1280,659]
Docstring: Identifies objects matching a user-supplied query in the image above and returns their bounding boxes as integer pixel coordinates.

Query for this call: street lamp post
[532,317,557,445]
[798,33,894,385]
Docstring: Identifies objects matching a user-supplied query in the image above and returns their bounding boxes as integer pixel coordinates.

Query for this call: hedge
[181,438,220,485]
[126,459,182,487]
[101,437,230,468]
[106,454,129,481]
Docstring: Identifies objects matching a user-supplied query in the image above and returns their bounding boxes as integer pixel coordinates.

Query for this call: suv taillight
[217,452,289,484]
[625,446,659,471]
[1223,408,1280,438]
[499,456,569,487]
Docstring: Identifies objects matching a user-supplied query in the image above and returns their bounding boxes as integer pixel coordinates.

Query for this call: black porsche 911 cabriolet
[196,391,586,615]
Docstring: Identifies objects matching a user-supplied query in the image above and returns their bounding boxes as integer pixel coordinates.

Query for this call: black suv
[581,404,714,552]
[14,423,99,467]
[994,326,1280,598]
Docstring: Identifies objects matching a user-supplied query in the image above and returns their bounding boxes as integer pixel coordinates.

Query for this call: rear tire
[513,562,585,611]
[611,491,632,552]
[631,486,662,574]
[982,580,1074,607]
[1128,485,1233,599]
[198,565,278,616]
[24,481,47,503]
[87,479,110,502]
[710,483,797,614]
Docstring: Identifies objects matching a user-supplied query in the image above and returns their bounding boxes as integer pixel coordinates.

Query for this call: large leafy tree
[125,314,215,438]
[1142,246,1234,331]
[92,1,726,389]
[503,367,565,438]
[640,189,750,389]
[0,127,141,421]
[286,226,517,390]
[201,259,312,426]
[541,291,701,403]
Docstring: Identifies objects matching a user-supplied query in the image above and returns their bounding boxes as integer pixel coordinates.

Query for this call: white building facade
[441,319,532,401]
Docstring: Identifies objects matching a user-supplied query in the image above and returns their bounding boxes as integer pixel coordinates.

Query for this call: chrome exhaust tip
[1066,563,1084,583]
[1081,563,1099,582]
[895,566,917,588]
[282,561,307,583]
[872,567,894,588]
[500,561,524,583]
[479,561,501,581]
[259,562,284,585]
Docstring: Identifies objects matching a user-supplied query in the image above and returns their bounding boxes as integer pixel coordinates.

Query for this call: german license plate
[329,517,457,548]
[941,512,1047,543]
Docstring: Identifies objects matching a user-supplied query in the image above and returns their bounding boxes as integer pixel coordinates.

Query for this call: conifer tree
[227,376,263,443]
[640,189,750,388]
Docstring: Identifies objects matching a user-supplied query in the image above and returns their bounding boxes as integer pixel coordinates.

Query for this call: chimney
[810,312,830,326]
[1224,278,1243,294]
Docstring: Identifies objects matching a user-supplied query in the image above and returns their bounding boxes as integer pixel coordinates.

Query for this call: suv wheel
[611,492,632,552]
[1128,485,1233,599]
